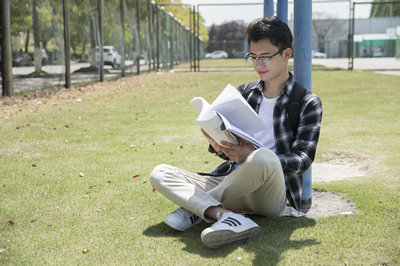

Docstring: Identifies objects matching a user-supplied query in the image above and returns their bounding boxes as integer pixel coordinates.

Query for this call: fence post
[197,7,200,72]
[33,0,41,73]
[293,0,313,212]
[168,13,174,69]
[189,6,192,72]
[63,0,71,88]
[98,0,104,82]
[136,0,140,75]
[192,6,196,72]
[147,0,153,71]
[152,2,157,70]
[156,4,160,70]
[277,0,288,23]
[120,0,126,77]
[1,0,13,97]
[349,2,355,71]
[264,0,274,17]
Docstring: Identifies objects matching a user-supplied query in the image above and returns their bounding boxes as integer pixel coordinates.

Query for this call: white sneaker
[201,212,259,248]
[165,207,202,231]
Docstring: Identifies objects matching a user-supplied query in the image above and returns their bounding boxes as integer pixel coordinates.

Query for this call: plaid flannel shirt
[206,72,323,211]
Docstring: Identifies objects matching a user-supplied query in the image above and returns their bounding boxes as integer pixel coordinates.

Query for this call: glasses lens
[245,55,274,66]
[246,56,254,65]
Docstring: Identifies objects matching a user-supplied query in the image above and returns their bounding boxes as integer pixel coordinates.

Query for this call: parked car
[205,50,228,59]
[312,51,327,58]
[372,51,384,57]
[12,52,33,66]
[96,46,122,68]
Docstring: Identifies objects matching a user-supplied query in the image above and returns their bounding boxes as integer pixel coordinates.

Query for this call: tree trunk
[33,0,42,72]
[25,29,30,53]
[81,38,87,62]
[89,16,96,67]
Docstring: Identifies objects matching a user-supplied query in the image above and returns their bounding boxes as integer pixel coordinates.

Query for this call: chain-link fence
[7,0,66,94]
[200,1,399,62]
[1,0,204,96]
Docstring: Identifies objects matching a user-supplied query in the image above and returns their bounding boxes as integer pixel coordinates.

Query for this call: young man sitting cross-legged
[150,16,322,248]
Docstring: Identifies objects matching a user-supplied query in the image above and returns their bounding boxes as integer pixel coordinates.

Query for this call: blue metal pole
[277,0,288,23]
[263,0,274,17]
[293,0,312,211]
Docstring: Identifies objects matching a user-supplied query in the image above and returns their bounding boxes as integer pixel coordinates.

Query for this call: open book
[190,83,266,148]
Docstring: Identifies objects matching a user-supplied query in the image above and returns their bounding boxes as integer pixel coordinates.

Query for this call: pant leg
[207,148,287,217]
[149,164,224,221]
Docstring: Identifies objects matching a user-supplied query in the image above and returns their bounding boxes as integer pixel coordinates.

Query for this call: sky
[180,0,372,27]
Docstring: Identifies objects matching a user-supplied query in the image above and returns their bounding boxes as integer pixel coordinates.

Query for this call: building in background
[288,17,400,58]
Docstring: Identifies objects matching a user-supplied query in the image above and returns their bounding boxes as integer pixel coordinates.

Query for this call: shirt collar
[280,71,295,97]
[252,71,295,97]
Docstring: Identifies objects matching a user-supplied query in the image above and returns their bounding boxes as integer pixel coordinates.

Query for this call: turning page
[190,84,267,148]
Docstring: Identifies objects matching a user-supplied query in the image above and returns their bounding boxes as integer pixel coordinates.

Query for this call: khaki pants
[150,148,286,221]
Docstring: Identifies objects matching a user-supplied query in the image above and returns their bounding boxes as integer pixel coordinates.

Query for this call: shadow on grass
[143,215,318,264]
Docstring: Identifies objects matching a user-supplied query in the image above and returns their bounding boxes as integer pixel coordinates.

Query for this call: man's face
[248,39,290,82]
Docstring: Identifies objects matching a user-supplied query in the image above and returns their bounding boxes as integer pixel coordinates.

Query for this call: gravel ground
[301,152,372,219]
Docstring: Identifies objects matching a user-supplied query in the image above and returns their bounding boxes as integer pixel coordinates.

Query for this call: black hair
[246,16,293,50]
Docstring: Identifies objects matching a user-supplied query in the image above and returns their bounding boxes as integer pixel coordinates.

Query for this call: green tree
[370,0,400,17]
[69,0,93,62]
[30,0,64,71]
[155,0,208,42]
[207,21,247,56]
[10,0,32,53]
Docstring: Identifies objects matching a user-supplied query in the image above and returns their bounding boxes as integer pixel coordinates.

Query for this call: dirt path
[305,151,373,219]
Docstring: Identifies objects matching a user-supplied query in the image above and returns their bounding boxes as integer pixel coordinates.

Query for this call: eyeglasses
[245,49,284,66]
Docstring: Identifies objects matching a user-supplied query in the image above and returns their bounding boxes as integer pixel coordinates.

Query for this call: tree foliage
[10,0,31,46]
[8,0,206,62]
[370,0,400,17]
[208,21,247,42]
[154,0,208,42]
[312,12,346,53]
[206,21,247,55]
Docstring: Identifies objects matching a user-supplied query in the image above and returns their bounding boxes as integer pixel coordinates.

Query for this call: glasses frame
[245,49,284,66]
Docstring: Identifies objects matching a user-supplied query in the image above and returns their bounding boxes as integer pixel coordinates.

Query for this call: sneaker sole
[201,226,259,248]
[165,219,187,232]
[165,217,202,232]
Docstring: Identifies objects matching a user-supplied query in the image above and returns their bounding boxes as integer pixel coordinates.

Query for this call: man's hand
[201,128,222,154]
[201,129,256,163]
[219,138,256,164]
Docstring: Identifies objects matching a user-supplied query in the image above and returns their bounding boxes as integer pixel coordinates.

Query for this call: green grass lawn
[0,69,399,264]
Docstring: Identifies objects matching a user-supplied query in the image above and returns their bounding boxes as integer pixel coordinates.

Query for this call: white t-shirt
[252,95,278,152]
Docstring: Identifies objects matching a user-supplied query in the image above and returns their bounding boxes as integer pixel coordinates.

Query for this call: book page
[190,97,238,146]
[190,97,210,113]
[211,84,266,134]
[196,110,238,146]
[219,113,264,148]
[190,83,267,148]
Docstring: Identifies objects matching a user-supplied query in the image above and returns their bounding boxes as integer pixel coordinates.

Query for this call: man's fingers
[201,128,210,138]
[237,136,251,145]
[220,140,238,149]
[201,128,223,153]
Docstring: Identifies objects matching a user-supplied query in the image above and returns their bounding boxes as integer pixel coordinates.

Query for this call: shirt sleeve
[277,92,323,174]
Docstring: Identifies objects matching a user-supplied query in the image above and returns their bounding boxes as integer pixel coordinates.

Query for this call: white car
[312,51,327,58]
[96,46,122,68]
[205,50,228,59]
